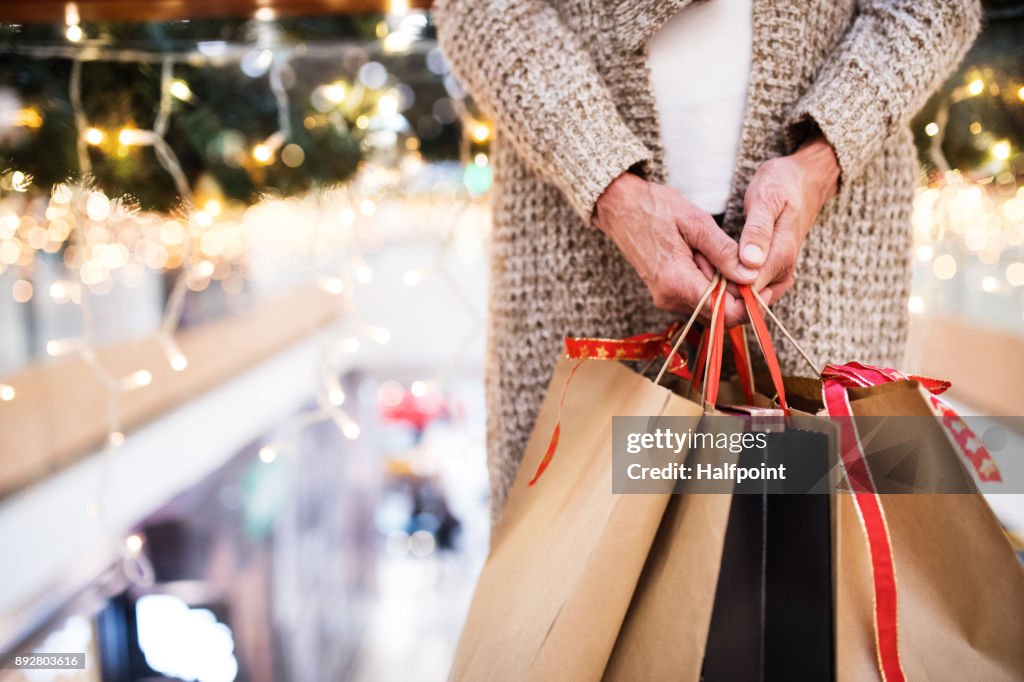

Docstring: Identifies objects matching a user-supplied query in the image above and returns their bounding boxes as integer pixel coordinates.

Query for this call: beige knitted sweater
[434,0,981,524]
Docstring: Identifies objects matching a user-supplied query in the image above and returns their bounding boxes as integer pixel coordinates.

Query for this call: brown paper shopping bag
[832,380,1024,682]
[450,356,704,681]
[602,487,733,681]
[452,277,739,681]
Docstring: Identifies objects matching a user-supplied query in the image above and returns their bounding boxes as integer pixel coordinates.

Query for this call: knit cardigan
[434,0,981,525]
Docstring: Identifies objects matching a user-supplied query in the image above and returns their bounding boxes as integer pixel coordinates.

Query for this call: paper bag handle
[702,282,823,415]
[737,284,790,412]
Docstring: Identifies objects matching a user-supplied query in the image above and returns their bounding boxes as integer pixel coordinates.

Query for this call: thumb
[681,213,756,284]
[739,198,780,270]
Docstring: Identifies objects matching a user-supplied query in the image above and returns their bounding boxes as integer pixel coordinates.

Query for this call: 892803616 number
[1,653,86,670]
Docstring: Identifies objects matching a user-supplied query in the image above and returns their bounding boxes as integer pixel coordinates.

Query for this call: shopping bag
[452,275,749,682]
[827,377,1024,681]
[701,428,835,682]
[739,286,1024,681]
[450,336,707,680]
[606,287,838,682]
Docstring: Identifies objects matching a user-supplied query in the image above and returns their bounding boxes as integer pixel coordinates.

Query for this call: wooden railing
[0,285,340,498]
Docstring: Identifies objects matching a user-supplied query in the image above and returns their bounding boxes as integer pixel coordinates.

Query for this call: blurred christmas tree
[0,13,455,212]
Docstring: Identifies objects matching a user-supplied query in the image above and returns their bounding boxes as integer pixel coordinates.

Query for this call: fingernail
[736,264,757,280]
[742,244,764,265]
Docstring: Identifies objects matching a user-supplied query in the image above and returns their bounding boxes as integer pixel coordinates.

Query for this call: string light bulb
[403,269,423,286]
[118,127,148,146]
[121,369,153,391]
[46,337,80,357]
[377,93,398,116]
[369,327,392,344]
[326,374,346,406]
[331,411,361,440]
[125,534,144,554]
[83,127,105,145]
[967,78,984,96]
[66,25,83,42]
[0,384,14,401]
[252,143,273,164]
[1007,262,1024,287]
[354,262,374,283]
[169,79,192,101]
[158,334,189,372]
[471,123,491,142]
[65,2,80,26]
[323,82,347,104]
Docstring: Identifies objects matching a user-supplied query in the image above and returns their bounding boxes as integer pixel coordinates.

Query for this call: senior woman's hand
[594,172,757,326]
[737,134,840,306]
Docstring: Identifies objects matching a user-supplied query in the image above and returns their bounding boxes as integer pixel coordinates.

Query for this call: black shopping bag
[701,428,833,682]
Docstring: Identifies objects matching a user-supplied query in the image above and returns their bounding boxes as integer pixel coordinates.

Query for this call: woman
[434,0,981,525]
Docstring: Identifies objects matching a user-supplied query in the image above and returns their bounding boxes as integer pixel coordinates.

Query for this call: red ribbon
[527,324,695,485]
[822,362,1000,484]
[562,323,694,378]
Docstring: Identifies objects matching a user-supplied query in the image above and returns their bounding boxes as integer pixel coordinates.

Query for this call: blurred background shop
[0,1,1021,680]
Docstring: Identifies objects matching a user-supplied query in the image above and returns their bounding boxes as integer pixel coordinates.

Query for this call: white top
[647,0,753,215]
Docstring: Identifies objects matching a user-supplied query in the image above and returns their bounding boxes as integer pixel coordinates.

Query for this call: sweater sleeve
[784,0,982,184]
[433,0,653,224]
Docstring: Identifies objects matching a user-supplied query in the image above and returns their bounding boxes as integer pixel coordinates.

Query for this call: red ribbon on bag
[821,368,907,682]
[527,323,695,486]
[822,362,1000,484]
[561,323,694,378]
[737,289,1003,682]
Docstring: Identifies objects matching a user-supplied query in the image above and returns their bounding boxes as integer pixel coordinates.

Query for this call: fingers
[739,190,784,271]
[759,276,794,307]
[721,295,748,329]
[649,253,744,325]
[679,212,756,285]
[649,256,713,314]
[752,227,798,292]
[694,252,715,281]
